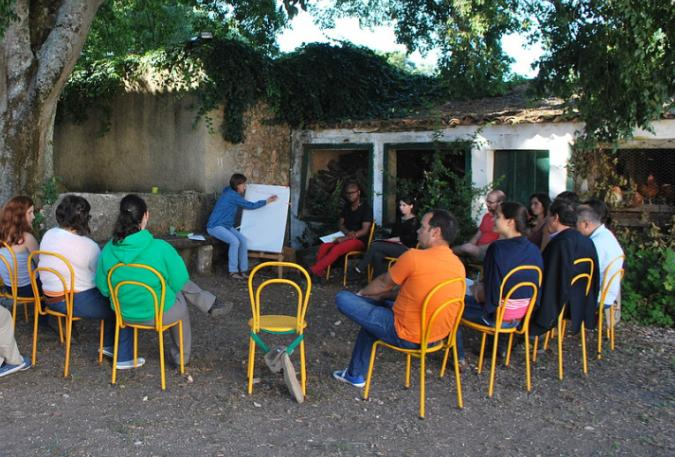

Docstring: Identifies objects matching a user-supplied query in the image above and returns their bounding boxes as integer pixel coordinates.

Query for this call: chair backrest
[248,262,311,332]
[107,263,166,330]
[366,221,376,248]
[28,250,75,315]
[598,255,625,308]
[493,265,543,330]
[0,242,17,297]
[419,277,466,351]
[572,257,594,296]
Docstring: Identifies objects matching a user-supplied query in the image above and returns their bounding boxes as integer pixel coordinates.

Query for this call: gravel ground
[1,272,673,457]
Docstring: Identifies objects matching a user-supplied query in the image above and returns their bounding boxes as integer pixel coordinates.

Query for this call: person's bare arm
[358,271,396,299]
[23,232,39,252]
[468,229,481,245]
[347,221,371,240]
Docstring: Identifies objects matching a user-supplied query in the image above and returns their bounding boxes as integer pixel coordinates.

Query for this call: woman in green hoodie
[96,194,223,366]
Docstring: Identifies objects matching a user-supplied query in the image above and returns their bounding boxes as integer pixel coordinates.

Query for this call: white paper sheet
[319,231,345,243]
[239,184,290,253]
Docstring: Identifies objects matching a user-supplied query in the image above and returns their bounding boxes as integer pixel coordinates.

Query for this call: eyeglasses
[344,190,360,195]
[486,200,498,204]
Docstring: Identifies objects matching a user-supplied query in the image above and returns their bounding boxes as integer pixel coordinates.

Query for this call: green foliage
[57,55,145,133]
[314,0,527,99]
[531,0,675,143]
[396,141,485,242]
[617,225,675,327]
[62,39,443,143]
[0,0,16,39]
[32,176,63,236]
[271,43,441,128]
[180,38,271,143]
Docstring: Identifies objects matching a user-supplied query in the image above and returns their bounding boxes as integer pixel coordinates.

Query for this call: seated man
[453,190,506,262]
[332,209,465,387]
[530,199,599,336]
[0,306,31,378]
[310,181,372,280]
[576,200,624,321]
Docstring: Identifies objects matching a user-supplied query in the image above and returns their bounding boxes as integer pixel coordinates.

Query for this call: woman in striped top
[456,201,543,362]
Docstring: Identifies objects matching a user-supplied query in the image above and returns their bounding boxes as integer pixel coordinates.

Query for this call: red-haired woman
[0,196,39,298]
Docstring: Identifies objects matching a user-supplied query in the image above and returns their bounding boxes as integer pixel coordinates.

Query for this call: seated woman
[456,201,544,363]
[96,194,223,368]
[0,196,39,298]
[310,180,373,280]
[527,192,551,250]
[206,173,277,279]
[353,195,419,279]
[38,195,142,369]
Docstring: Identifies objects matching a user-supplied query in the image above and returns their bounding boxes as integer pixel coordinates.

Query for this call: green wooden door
[493,150,550,205]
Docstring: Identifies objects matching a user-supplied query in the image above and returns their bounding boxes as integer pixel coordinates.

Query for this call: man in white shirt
[576,201,624,323]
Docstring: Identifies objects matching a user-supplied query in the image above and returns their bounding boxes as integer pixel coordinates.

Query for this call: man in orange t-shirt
[453,189,505,261]
[333,209,466,388]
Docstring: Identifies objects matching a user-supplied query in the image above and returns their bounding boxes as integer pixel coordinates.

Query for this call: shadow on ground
[1,272,673,456]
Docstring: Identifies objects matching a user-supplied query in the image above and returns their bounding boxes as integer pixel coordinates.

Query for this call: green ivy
[58,39,443,144]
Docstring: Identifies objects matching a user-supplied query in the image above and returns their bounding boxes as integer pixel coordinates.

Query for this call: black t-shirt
[341,202,373,242]
[393,216,420,248]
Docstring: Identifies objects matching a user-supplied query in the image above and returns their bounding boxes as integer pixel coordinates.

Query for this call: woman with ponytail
[39,195,140,369]
[96,194,225,367]
[455,201,544,364]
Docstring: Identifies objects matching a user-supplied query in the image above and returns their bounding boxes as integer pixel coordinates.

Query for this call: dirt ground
[1,271,673,457]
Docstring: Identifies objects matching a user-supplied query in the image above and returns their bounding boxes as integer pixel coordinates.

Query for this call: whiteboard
[240,184,290,253]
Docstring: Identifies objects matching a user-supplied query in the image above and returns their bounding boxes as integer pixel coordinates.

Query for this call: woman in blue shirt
[207,174,277,279]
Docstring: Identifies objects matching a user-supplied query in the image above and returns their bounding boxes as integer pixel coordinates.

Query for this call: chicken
[630,192,644,208]
[608,186,623,206]
[637,175,659,204]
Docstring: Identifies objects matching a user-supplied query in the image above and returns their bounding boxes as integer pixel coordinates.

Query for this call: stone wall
[53,94,291,194]
[42,192,215,243]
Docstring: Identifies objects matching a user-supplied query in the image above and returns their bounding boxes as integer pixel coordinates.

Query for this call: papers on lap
[320,231,345,243]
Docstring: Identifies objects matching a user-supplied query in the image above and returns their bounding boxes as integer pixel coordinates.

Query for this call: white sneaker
[116,357,146,370]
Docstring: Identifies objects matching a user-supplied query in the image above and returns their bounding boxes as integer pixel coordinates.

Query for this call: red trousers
[311,239,365,276]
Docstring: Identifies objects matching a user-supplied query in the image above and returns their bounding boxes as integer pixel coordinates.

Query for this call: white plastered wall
[289,120,675,247]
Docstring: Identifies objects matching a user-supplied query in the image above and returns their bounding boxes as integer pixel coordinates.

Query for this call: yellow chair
[461,266,542,398]
[597,255,625,359]
[107,263,184,390]
[247,261,311,397]
[363,277,465,419]
[0,242,32,327]
[325,222,376,286]
[533,258,594,380]
[29,250,104,377]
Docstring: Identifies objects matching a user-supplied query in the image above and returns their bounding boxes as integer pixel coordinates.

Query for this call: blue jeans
[207,225,248,273]
[456,295,519,359]
[335,290,418,378]
[47,288,134,362]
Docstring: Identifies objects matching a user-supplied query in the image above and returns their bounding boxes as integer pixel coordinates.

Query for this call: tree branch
[35,0,103,105]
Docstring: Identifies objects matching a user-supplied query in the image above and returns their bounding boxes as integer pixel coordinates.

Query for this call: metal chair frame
[108,263,185,390]
[29,250,104,377]
[363,277,466,419]
[460,265,542,397]
[247,262,312,398]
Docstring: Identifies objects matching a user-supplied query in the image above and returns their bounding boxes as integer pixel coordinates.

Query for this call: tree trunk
[0,0,103,203]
